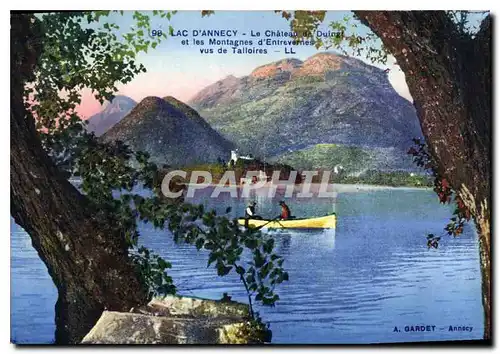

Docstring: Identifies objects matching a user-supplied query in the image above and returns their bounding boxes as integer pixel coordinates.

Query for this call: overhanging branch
[353,11,489,201]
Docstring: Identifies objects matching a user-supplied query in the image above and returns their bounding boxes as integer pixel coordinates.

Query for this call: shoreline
[331,183,432,192]
[70,176,431,193]
[183,182,431,192]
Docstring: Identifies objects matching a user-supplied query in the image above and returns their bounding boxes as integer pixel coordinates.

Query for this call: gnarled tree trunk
[11,13,148,344]
[354,11,491,340]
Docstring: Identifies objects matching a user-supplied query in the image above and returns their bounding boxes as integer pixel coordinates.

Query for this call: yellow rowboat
[237,214,336,229]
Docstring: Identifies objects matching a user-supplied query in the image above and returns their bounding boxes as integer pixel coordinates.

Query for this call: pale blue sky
[83,10,415,106]
[83,10,491,115]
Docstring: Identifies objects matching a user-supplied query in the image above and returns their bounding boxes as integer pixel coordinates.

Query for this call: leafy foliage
[201,10,215,17]
[131,246,176,298]
[276,10,389,64]
[23,11,288,316]
[166,204,289,315]
[408,138,471,244]
[31,11,171,174]
[426,234,441,249]
[278,10,486,65]
[73,136,289,312]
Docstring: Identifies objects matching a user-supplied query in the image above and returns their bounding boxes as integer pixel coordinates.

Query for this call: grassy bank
[165,162,431,189]
[331,170,432,188]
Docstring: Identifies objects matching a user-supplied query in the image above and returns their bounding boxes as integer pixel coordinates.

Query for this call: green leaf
[195,237,204,250]
[216,261,232,276]
[253,249,265,268]
[157,258,171,269]
[271,254,281,261]
[263,238,274,253]
[236,266,245,275]
[207,253,218,267]
[245,238,258,250]
[246,273,255,284]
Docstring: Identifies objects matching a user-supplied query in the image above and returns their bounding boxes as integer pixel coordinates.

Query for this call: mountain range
[92,52,423,172]
[188,52,422,170]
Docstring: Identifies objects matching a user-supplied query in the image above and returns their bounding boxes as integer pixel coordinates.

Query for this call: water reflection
[270,229,336,254]
[10,188,483,344]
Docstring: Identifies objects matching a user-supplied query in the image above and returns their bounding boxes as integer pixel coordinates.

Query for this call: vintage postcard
[10,10,491,345]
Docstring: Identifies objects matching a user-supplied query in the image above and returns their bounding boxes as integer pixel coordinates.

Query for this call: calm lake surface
[11,188,484,344]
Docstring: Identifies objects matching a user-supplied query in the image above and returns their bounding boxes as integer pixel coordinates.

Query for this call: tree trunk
[354,11,491,340]
[11,13,148,344]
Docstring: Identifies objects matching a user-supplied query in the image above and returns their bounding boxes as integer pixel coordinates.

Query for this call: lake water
[10,188,484,344]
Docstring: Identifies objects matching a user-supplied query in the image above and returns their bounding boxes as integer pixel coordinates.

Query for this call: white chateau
[228,149,254,165]
[228,150,269,184]
[333,165,344,174]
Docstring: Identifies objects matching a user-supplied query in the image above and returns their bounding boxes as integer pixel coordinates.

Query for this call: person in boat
[244,201,261,228]
[245,201,257,218]
[278,200,292,220]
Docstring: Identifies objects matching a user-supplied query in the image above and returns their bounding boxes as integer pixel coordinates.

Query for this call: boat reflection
[267,228,336,254]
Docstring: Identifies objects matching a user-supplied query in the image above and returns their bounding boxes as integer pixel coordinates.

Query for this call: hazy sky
[78,11,413,118]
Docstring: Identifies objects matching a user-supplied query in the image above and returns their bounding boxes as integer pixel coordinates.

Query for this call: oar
[254,216,281,231]
[274,217,286,228]
[260,216,287,230]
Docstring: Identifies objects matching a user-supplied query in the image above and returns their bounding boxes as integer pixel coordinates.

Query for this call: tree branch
[356,11,491,341]
[353,11,488,200]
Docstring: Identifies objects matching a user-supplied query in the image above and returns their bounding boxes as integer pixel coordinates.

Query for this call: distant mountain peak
[87,95,137,136]
[297,52,344,76]
[111,94,136,102]
[216,75,240,86]
[128,96,193,123]
[163,95,179,102]
[250,58,303,78]
[137,96,166,107]
[102,96,234,167]
[248,54,350,79]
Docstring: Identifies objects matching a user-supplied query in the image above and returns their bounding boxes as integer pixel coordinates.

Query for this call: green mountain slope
[271,144,369,173]
[102,96,235,167]
[271,143,418,174]
[189,52,423,170]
